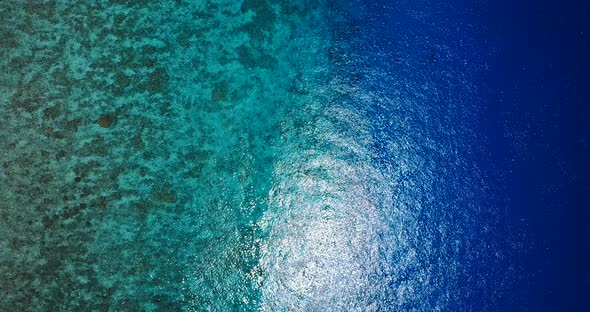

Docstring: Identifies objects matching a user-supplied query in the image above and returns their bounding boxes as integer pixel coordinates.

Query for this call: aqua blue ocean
[1,0,588,311]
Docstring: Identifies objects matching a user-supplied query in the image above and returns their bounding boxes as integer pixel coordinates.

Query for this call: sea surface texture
[1,0,520,311]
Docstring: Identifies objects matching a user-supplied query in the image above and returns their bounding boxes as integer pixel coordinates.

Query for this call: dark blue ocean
[344,0,590,310]
[0,0,588,310]
[345,0,590,310]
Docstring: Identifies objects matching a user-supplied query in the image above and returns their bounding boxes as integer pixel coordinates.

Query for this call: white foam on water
[258,100,396,310]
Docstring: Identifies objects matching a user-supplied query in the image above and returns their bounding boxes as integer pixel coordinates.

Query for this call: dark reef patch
[145,67,169,93]
[241,0,276,39]
[211,80,229,102]
[97,114,114,128]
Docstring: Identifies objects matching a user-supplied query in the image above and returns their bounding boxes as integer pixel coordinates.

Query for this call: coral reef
[0,0,332,309]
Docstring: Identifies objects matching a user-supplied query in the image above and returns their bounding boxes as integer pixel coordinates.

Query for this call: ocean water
[2,0,586,311]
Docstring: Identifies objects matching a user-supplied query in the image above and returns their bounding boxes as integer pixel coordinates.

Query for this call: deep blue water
[347,0,590,310]
[481,1,590,309]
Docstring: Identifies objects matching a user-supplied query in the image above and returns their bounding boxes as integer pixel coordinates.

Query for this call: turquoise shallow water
[0,1,363,309]
[1,1,513,311]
